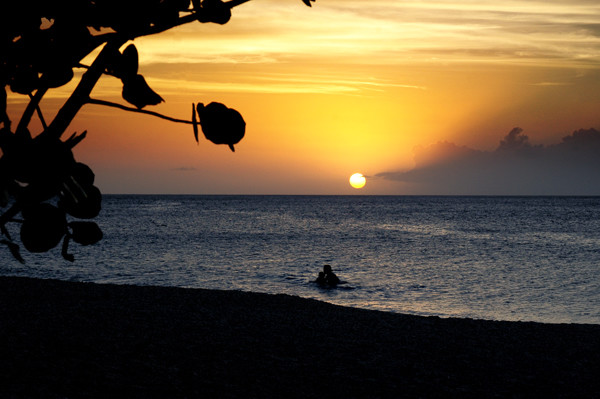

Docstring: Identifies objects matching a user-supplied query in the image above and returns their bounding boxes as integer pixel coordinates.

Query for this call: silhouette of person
[315,271,327,286]
[323,264,340,287]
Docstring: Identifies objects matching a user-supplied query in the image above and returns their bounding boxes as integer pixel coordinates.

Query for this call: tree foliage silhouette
[1,0,316,262]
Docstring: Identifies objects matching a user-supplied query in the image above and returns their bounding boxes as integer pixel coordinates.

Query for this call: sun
[349,173,366,189]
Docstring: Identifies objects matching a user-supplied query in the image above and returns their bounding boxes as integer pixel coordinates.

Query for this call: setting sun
[349,173,366,189]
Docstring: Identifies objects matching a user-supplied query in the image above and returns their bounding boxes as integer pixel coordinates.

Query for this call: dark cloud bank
[378,128,600,195]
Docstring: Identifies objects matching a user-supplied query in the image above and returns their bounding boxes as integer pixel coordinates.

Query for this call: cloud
[378,127,600,195]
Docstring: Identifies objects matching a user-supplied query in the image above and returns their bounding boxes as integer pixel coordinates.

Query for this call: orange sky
[7,0,600,194]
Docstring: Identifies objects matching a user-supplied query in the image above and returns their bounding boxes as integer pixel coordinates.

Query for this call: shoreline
[1,276,599,398]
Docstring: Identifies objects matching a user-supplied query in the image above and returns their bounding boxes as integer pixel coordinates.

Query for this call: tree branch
[87,98,193,125]
[29,93,48,130]
[42,38,127,141]
[38,0,253,141]
[95,0,253,41]
[16,87,48,138]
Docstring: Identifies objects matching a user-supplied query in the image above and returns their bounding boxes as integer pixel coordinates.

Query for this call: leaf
[20,203,67,253]
[64,130,87,149]
[69,221,103,246]
[121,75,164,109]
[192,103,199,144]
[58,184,102,219]
[121,44,139,79]
[40,67,74,88]
[196,0,231,25]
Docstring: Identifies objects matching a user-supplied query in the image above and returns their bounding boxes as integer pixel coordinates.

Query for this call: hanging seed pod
[196,102,245,152]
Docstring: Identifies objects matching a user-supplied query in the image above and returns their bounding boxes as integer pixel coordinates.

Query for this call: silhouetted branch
[16,87,48,137]
[142,13,197,37]
[43,38,127,141]
[76,63,118,79]
[29,93,48,130]
[87,98,193,125]
[132,0,252,38]
[35,0,256,141]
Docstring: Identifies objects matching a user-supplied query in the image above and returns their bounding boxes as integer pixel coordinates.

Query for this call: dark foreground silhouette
[1,276,599,398]
[1,0,314,263]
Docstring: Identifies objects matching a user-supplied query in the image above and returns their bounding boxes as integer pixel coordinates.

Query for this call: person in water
[323,264,340,286]
[315,271,327,286]
[315,264,340,287]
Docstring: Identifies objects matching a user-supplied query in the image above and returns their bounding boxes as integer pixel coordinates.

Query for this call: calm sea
[3,195,600,324]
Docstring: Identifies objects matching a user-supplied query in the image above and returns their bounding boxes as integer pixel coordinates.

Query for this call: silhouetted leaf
[41,67,74,88]
[302,0,315,6]
[121,44,139,79]
[9,65,39,95]
[192,103,199,143]
[59,184,102,219]
[105,44,139,80]
[196,0,231,25]
[1,136,75,204]
[71,162,95,187]
[20,203,67,253]
[69,221,103,246]
[122,74,164,109]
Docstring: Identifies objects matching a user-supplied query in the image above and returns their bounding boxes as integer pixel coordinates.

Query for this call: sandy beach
[1,276,599,398]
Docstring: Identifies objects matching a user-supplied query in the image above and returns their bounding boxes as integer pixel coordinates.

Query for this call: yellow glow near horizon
[349,173,366,189]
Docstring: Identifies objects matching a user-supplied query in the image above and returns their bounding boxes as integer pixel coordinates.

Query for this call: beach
[1,276,599,398]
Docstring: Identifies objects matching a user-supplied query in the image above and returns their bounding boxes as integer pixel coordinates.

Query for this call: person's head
[323,264,332,273]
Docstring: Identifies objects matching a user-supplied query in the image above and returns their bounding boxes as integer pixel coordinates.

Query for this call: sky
[7,0,600,194]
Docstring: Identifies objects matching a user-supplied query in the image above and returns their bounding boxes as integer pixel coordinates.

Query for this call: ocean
[2,195,599,324]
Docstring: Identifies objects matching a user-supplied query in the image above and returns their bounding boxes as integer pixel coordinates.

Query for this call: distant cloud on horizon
[378,127,600,195]
[173,166,197,172]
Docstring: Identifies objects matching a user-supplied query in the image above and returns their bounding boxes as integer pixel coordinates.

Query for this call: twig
[87,98,193,125]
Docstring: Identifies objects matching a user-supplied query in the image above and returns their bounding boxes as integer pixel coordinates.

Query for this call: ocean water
[2,195,600,324]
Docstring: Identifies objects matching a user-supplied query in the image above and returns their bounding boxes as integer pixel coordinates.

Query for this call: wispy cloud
[132,0,600,73]
[529,81,571,86]
[141,68,424,95]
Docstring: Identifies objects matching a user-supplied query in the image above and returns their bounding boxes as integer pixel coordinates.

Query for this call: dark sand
[1,276,599,398]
